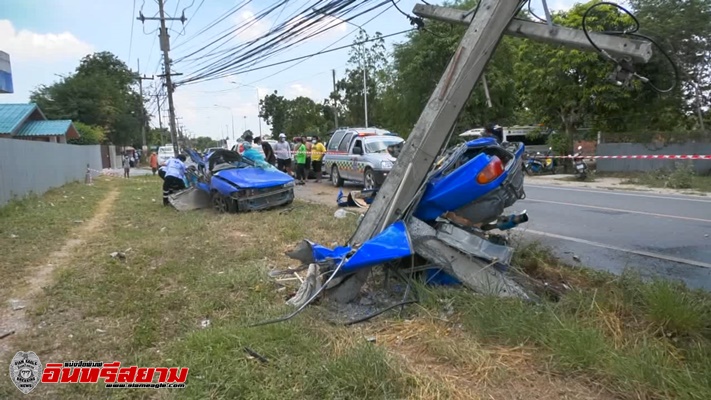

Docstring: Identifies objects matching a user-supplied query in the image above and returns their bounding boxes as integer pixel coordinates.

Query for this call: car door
[348,138,365,183]
[337,131,356,179]
[325,130,346,174]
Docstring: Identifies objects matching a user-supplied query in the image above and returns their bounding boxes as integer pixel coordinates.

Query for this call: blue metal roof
[15,120,74,137]
[0,103,39,134]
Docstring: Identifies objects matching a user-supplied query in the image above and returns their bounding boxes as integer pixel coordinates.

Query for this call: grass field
[1,176,710,399]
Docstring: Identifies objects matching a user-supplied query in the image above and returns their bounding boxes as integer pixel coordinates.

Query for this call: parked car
[157,145,175,165]
[323,128,404,189]
[185,148,295,213]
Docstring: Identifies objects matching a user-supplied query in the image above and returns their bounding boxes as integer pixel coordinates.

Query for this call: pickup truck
[323,128,403,189]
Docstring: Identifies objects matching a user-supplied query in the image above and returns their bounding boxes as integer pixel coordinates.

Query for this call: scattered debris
[366,336,377,343]
[152,198,156,202]
[572,254,581,262]
[50,203,55,207]
[10,299,26,311]
[160,227,166,233]
[109,252,126,260]
[1,330,16,340]
[333,209,350,219]
[286,264,321,307]
[10,234,18,239]
[200,319,211,329]
[73,220,84,224]
[244,347,268,363]
[96,329,106,333]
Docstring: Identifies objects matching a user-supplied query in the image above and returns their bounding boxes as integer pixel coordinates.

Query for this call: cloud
[283,14,348,40]
[233,11,272,41]
[0,20,93,61]
[287,83,313,98]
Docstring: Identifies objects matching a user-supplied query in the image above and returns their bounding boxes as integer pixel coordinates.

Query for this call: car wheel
[331,165,344,187]
[364,168,376,190]
[211,192,228,213]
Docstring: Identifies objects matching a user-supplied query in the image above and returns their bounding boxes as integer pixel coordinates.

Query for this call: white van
[157,145,175,165]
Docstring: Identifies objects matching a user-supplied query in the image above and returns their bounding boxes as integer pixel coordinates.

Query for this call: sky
[0,0,575,141]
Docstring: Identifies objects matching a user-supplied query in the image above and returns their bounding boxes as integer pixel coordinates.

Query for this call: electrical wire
[177,29,413,86]
[176,1,393,85]
[128,0,137,65]
[581,1,677,93]
[242,1,395,88]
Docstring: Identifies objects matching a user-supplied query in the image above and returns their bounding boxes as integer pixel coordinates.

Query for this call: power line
[128,0,137,64]
[177,0,388,84]
[244,0,395,88]
[177,28,414,86]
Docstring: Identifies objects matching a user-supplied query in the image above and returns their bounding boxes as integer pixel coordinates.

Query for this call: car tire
[363,168,376,190]
[331,165,344,187]
[211,191,229,213]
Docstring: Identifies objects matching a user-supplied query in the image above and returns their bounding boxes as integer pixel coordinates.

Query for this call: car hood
[214,167,294,189]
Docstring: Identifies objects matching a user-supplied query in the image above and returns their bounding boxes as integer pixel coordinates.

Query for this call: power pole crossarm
[413,3,653,63]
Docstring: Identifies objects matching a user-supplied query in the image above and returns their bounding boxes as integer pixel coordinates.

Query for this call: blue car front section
[414,139,526,223]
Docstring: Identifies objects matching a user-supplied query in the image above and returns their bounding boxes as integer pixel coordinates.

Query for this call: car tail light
[476,156,504,184]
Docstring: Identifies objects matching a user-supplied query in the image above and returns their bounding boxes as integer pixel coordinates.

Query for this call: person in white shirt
[273,133,292,174]
[162,154,187,206]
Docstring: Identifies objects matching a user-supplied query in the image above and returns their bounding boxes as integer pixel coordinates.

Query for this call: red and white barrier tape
[529,154,711,160]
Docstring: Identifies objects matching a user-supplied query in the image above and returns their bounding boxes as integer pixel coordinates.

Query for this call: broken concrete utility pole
[329,0,657,303]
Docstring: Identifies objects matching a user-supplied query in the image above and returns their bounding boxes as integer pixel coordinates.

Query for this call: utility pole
[155,93,165,145]
[135,59,154,152]
[138,1,186,157]
[332,69,338,129]
[328,0,658,303]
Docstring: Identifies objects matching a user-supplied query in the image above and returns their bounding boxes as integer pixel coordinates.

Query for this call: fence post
[85,163,93,185]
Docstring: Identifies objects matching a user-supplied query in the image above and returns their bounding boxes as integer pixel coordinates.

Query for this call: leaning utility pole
[135,59,154,152]
[328,0,657,303]
[137,0,186,157]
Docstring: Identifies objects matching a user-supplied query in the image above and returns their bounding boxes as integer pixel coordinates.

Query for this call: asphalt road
[510,184,711,290]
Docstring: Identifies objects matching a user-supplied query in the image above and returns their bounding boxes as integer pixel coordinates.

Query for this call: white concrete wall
[0,138,102,206]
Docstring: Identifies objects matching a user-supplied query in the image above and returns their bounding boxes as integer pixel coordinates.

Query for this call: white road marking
[522,198,711,223]
[517,228,711,270]
[525,184,711,203]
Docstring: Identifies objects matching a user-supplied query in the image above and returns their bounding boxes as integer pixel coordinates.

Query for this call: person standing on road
[162,154,187,206]
[304,136,313,180]
[149,152,159,175]
[122,153,131,178]
[274,133,292,174]
[311,136,326,183]
[255,136,276,166]
[295,138,307,185]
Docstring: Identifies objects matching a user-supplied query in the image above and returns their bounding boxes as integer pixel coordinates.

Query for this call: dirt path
[0,188,119,357]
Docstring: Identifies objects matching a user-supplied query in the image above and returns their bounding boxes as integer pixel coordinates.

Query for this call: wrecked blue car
[184,148,295,213]
[277,137,533,313]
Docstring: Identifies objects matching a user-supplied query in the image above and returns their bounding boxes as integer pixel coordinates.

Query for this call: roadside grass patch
[0,180,111,299]
[420,245,711,399]
[5,176,710,399]
[602,165,711,193]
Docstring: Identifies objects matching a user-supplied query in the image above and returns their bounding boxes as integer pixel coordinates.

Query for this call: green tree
[379,0,520,137]
[628,0,710,131]
[68,122,105,145]
[336,30,389,128]
[194,136,217,150]
[259,91,290,136]
[30,51,146,146]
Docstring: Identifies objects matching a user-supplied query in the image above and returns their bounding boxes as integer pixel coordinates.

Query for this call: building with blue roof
[0,103,79,143]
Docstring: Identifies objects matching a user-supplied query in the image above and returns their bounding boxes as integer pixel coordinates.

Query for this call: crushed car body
[170,148,295,213]
[279,137,534,312]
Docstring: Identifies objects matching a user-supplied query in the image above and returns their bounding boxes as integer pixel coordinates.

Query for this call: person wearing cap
[162,154,187,206]
[274,133,292,174]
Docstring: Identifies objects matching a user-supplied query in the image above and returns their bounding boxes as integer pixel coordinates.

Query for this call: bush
[666,162,695,189]
[68,122,105,145]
